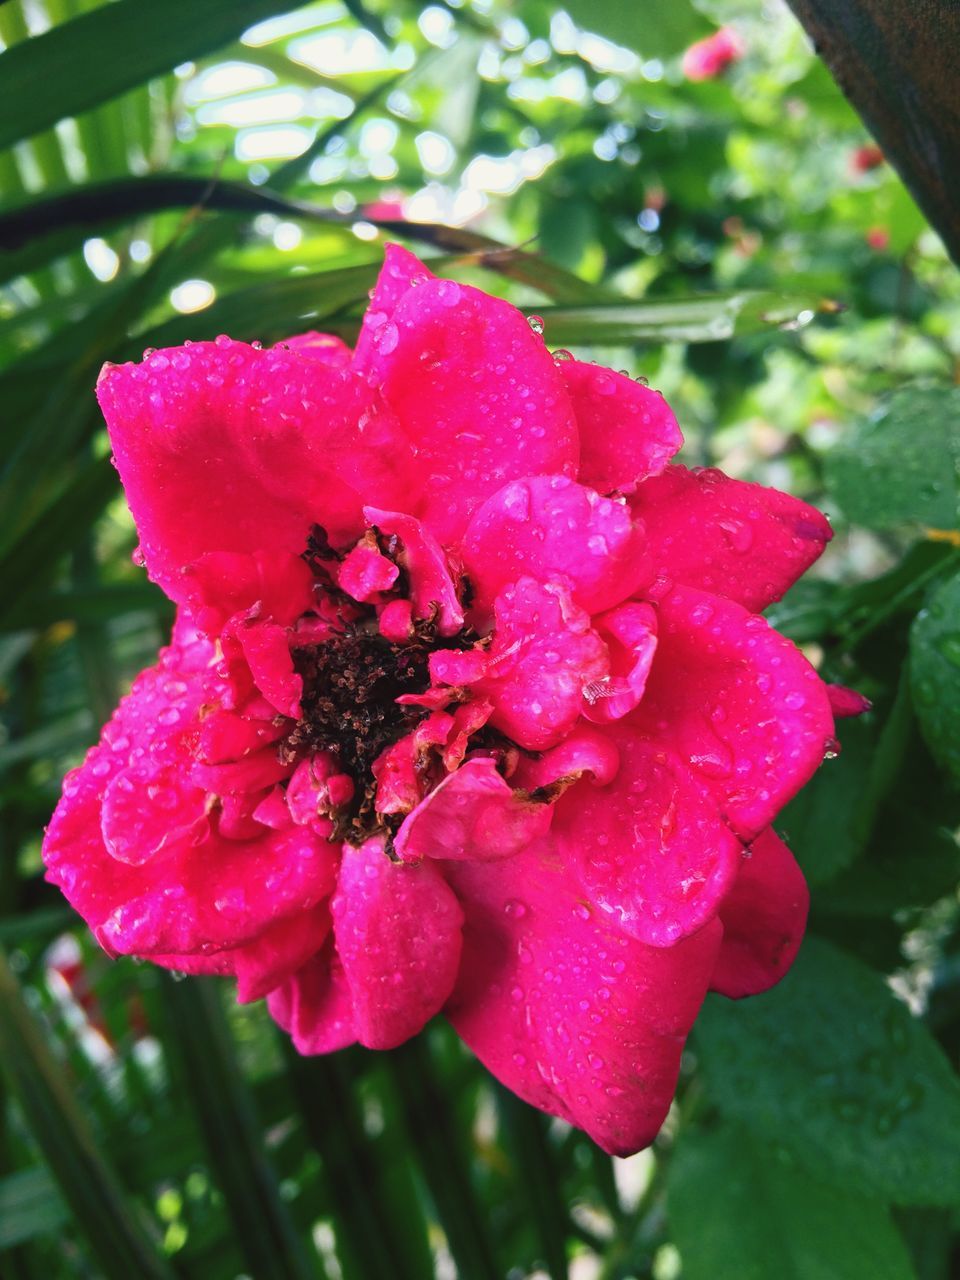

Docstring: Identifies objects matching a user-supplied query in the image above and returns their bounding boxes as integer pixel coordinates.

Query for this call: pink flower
[681,27,744,81]
[43,246,846,1155]
[850,145,884,174]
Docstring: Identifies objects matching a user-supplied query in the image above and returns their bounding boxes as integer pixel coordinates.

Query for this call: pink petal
[394,757,553,863]
[378,598,415,641]
[461,475,648,621]
[634,586,835,840]
[363,507,464,634]
[513,726,621,791]
[581,602,658,723]
[154,902,332,1003]
[282,331,352,367]
[95,823,339,958]
[353,243,436,371]
[267,942,358,1054]
[827,683,872,718]
[42,628,340,960]
[710,828,809,998]
[101,758,208,866]
[428,647,489,686]
[442,698,494,770]
[372,711,456,816]
[354,248,579,545]
[632,465,832,611]
[98,340,414,601]
[445,842,724,1156]
[190,748,291,795]
[331,839,464,1049]
[195,709,285,765]
[237,622,302,719]
[286,754,355,827]
[183,550,315,635]
[560,361,682,493]
[552,729,742,946]
[336,539,399,602]
[476,577,609,751]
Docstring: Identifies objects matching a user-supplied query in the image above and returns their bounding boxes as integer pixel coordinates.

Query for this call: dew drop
[527,314,545,336]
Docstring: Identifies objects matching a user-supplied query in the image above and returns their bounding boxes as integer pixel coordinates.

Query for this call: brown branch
[786,0,960,266]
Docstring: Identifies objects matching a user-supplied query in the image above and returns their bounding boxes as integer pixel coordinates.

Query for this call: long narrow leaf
[0,949,175,1280]
[0,0,316,152]
[388,1037,502,1280]
[158,975,317,1280]
[495,1086,570,1280]
[280,1041,432,1280]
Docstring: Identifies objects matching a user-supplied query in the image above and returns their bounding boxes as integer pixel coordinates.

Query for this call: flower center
[288,628,432,787]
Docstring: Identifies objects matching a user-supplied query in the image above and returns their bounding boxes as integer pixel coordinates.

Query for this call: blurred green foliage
[1,0,959,1277]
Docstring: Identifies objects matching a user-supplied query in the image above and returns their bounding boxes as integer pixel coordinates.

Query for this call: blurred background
[2,1,960,1277]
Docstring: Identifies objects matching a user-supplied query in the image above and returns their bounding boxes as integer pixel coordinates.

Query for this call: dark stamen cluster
[282,629,433,839]
[283,525,489,845]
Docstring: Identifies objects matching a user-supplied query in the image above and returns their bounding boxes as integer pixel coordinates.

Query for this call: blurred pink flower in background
[43,246,856,1155]
[850,144,885,174]
[682,27,744,82]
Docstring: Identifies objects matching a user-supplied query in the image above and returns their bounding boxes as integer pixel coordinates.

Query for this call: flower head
[681,27,744,82]
[44,246,848,1155]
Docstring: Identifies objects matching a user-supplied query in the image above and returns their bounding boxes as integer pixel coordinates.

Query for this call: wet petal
[827,683,872,718]
[331,839,464,1049]
[182,550,315,635]
[513,726,621,791]
[394,757,553,863]
[282,331,352,367]
[43,628,340,960]
[476,577,608,751]
[336,538,399,602]
[237,622,302,719]
[710,828,809,998]
[633,586,835,840]
[154,903,332,1003]
[95,824,339,958]
[461,474,648,620]
[354,247,579,545]
[98,340,414,601]
[445,842,723,1156]
[560,360,682,493]
[267,941,358,1054]
[552,729,742,946]
[363,507,464,634]
[581,602,658,724]
[632,465,832,611]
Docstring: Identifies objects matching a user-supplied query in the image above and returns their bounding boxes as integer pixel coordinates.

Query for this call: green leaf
[494,1086,569,1280]
[910,568,960,782]
[388,1037,502,1280]
[158,976,316,1280]
[0,458,117,627]
[0,0,315,152]
[528,291,830,347]
[695,938,960,1205]
[826,387,960,532]
[669,1121,917,1280]
[783,669,915,888]
[780,714,876,885]
[279,1041,432,1280]
[562,0,713,59]
[0,1167,69,1249]
[0,950,175,1280]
